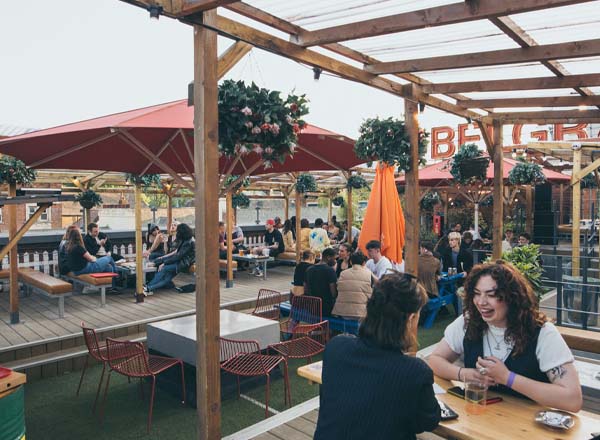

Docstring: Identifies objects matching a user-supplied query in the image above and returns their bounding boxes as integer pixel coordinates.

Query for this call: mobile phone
[437,399,459,420]
[446,386,503,405]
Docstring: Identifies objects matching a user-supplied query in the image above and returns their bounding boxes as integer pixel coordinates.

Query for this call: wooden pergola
[74,0,600,436]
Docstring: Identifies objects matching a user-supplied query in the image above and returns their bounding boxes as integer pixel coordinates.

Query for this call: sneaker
[254,269,264,278]
[143,285,153,296]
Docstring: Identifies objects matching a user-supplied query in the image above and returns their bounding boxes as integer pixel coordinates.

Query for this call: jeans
[74,255,118,287]
[147,263,178,291]
[148,251,165,262]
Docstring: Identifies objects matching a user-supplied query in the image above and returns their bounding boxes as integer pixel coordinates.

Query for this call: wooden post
[295,184,302,264]
[559,183,564,224]
[8,183,19,324]
[328,197,333,224]
[404,97,420,276]
[572,147,582,276]
[443,191,449,233]
[167,192,173,234]
[84,208,91,227]
[134,183,144,303]
[284,193,289,221]
[225,192,234,288]
[492,121,504,260]
[346,186,353,244]
[193,13,220,439]
[525,185,533,234]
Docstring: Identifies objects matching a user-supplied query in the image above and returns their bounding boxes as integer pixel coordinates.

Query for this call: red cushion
[89,272,118,278]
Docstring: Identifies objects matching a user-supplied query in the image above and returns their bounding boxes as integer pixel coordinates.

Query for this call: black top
[67,244,88,272]
[305,263,337,316]
[335,258,352,278]
[264,229,285,253]
[83,232,111,257]
[293,262,312,286]
[441,248,473,273]
[314,335,441,440]
[58,240,70,275]
[156,238,195,273]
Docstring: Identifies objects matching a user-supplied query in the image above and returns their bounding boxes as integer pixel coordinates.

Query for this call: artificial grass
[22,317,451,439]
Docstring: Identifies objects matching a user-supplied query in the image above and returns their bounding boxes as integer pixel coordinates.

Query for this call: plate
[0,367,12,379]
[535,411,574,430]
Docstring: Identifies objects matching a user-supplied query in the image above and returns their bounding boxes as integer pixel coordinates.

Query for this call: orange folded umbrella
[358,163,405,264]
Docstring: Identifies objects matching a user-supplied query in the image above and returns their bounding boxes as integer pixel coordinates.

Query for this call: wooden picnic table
[297,361,600,440]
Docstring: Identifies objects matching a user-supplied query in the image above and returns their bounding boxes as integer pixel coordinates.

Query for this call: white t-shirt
[443,315,574,372]
[366,256,393,279]
[501,240,512,253]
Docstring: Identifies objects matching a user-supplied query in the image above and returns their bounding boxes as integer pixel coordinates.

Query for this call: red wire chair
[269,320,329,364]
[220,337,291,417]
[99,338,186,433]
[76,326,109,413]
[280,295,323,339]
[251,289,282,320]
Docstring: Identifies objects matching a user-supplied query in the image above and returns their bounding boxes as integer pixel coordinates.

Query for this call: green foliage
[75,189,103,209]
[294,173,317,194]
[232,192,250,209]
[421,191,441,211]
[354,117,429,172]
[126,173,162,189]
[450,143,489,184]
[332,196,345,207]
[508,160,546,186]
[218,80,309,168]
[346,174,369,190]
[581,172,598,189]
[487,244,544,300]
[419,226,439,244]
[0,156,36,186]
[223,175,251,192]
[447,207,487,231]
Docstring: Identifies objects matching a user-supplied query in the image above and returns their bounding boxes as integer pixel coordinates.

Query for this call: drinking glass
[465,380,487,415]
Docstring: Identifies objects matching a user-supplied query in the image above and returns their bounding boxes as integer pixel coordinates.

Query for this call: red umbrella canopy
[0,100,362,175]
[396,157,570,186]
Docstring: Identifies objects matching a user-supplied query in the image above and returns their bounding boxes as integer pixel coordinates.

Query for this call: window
[26,204,51,223]
[0,208,3,223]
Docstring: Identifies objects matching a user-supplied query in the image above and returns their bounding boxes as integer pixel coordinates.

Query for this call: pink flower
[251,126,261,135]
[253,145,264,155]
[239,145,249,154]
[270,123,280,135]
[265,147,274,155]
[285,115,293,124]
[289,143,297,153]
[245,121,253,129]
[240,106,252,116]
[263,160,273,169]
[261,123,270,132]
[234,143,242,152]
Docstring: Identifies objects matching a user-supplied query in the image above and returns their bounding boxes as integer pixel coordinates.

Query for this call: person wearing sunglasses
[314,272,440,439]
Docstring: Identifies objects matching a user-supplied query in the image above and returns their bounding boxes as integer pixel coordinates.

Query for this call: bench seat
[557,326,600,354]
[275,252,297,265]
[19,270,72,318]
[62,272,115,307]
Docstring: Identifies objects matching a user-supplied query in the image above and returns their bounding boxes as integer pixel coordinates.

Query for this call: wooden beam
[8,184,18,324]
[573,156,600,184]
[295,183,301,264]
[492,121,504,260]
[297,0,590,46]
[528,140,600,149]
[225,192,234,288]
[572,147,582,276]
[421,73,600,94]
[365,38,600,74]
[487,111,600,124]
[458,96,600,109]
[475,120,494,156]
[404,87,420,276]
[218,41,251,78]
[140,129,181,175]
[525,186,533,234]
[177,0,239,15]
[193,10,221,439]
[134,183,144,302]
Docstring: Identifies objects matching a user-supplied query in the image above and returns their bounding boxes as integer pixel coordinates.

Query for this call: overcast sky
[0,0,465,139]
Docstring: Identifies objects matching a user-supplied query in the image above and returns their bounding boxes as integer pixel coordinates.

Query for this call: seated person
[330,222,345,244]
[428,261,582,413]
[282,219,296,252]
[365,240,393,280]
[314,272,440,439]
[144,223,195,296]
[291,249,315,296]
[166,220,180,252]
[502,229,515,252]
[84,222,123,262]
[341,220,361,245]
[252,219,285,277]
[335,243,353,278]
[58,224,79,276]
[309,218,331,253]
[441,231,473,274]
[218,222,228,259]
[417,241,440,298]
[66,228,119,291]
[518,232,532,246]
[305,248,338,316]
[229,221,245,253]
[299,218,311,251]
[332,251,374,320]
[143,224,166,262]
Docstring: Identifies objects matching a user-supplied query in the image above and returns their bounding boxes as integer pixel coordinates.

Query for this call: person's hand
[142,250,149,258]
[463,367,496,387]
[100,238,107,245]
[158,263,165,272]
[477,356,509,386]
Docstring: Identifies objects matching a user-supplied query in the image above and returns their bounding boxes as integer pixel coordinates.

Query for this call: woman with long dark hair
[429,261,582,412]
[143,224,166,261]
[143,223,195,296]
[66,228,118,288]
[314,272,440,440]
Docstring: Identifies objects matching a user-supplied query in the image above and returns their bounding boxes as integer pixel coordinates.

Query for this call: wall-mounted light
[148,4,163,20]
[418,102,426,113]
[313,67,322,81]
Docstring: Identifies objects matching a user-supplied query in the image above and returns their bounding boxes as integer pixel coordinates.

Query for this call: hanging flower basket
[295,173,317,194]
[218,80,309,168]
[126,173,162,189]
[354,117,429,172]
[232,192,250,209]
[346,174,369,190]
[0,156,36,186]
[420,191,441,211]
[450,143,489,184]
[508,160,546,186]
[223,175,250,192]
[76,189,103,209]
[332,196,345,207]
[581,172,597,189]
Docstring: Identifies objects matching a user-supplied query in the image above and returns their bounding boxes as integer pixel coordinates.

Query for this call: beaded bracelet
[457,367,463,382]
[506,371,516,388]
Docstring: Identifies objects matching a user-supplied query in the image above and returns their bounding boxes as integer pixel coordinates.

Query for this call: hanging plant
[420,191,441,210]
[218,80,309,168]
[232,192,250,209]
[126,173,162,189]
[223,174,251,192]
[450,143,489,185]
[0,156,36,186]
[346,174,369,190]
[581,172,598,189]
[508,159,546,186]
[487,245,544,300]
[332,196,345,207]
[76,189,103,210]
[354,117,429,172]
[295,173,317,194]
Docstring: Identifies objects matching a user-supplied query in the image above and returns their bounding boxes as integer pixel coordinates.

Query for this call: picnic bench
[19,269,72,319]
[420,273,464,329]
[61,273,115,307]
[557,326,600,354]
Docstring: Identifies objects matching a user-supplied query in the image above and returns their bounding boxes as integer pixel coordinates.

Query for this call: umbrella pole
[491,121,504,260]
[295,186,301,264]
[8,184,19,324]
[226,192,234,288]
[134,183,144,303]
[404,97,420,276]
[474,202,479,237]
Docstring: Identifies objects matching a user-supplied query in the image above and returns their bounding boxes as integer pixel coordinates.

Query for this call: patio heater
[151,206,157,224]
[255,201,262,225]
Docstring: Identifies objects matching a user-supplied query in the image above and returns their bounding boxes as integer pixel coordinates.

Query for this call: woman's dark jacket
[156,238,195,273]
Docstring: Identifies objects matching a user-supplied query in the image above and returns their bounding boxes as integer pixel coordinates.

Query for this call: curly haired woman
[428,261,582,412]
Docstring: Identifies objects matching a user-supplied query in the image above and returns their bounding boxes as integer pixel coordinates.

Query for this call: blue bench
[421,273,464,329]
[279,301,361,335]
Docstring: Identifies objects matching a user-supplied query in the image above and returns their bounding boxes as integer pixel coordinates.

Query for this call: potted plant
[76,189,103,209]
[0,156,36,186]
[218,80,309,169]
[581,172,597,189]
[450,143,489,184]
[126,173,162,189]
[488,244,544,300]
[346,174,369,190]
[232,192,250,209]
[332,196,345,207]
[508,159,546,186]
[295,173,317,194]
[420,191,441,210]
[354,117,429,171]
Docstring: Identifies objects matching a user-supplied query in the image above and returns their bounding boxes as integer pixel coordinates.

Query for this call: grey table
[232,255,274,280]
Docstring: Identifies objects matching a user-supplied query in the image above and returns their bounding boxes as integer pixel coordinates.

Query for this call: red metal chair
[100,338,186,433]
[76,326,109,413]
[251,289,282,320]
[220,337,291,417]
[269,320,329,364]
[280,295,322,339]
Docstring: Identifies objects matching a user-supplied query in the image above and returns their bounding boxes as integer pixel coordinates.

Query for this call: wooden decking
[0,266,294,350]
[252,410,318,440]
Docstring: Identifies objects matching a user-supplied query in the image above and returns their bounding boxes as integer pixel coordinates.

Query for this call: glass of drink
[465,380,487,415]
[239,249,245,256]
